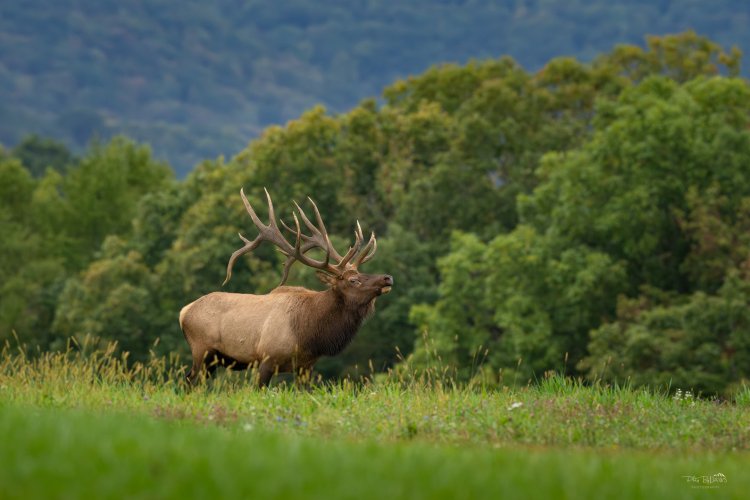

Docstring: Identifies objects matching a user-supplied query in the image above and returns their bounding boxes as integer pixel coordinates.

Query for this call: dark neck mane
[292,289,374,357]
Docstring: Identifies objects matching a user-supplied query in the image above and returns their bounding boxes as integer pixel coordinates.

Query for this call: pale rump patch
[179,303,193,330]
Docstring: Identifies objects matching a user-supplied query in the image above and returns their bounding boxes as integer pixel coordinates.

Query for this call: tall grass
[2,337,749,451]
[3,338,749,498]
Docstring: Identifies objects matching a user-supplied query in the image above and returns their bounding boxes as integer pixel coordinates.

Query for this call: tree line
[2,32,749,394]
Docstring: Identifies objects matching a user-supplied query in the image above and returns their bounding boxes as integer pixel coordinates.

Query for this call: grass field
[1,341,747,498]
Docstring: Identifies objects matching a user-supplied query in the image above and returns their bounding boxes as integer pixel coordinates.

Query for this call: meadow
[1,340,747,499]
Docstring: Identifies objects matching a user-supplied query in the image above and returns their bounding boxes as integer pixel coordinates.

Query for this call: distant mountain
[1,0,749,175]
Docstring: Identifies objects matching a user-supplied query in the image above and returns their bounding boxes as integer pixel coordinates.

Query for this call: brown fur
[180,271,392,387]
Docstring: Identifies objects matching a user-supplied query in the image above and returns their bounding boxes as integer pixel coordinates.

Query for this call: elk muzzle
[381,275,394,295]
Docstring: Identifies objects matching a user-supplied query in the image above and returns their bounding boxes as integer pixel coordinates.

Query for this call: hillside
[1,0,749,174]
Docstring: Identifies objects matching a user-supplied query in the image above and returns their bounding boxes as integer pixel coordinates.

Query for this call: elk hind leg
[186,348,217,384]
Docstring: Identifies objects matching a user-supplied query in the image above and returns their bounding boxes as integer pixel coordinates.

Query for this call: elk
[179,188,393,387]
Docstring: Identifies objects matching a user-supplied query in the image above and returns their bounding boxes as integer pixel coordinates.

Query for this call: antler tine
[223,233,260,285]
[291,197,345,262]
[336,223,363,270]
[279,213,303,285]
[354,231,377,267]
[293,200,316,234]
[282,213,335,261]
[356,220,364,241]
[224,188,285,285]
[305,197,343,265]
[263,187,279,229]
[311,198,344,258]
[292,200,340,254]
[308,196,329,239]
[240,187,265,229]
[283,211,334,282]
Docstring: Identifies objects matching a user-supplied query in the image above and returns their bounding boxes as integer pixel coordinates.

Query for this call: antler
[223,188,377,285]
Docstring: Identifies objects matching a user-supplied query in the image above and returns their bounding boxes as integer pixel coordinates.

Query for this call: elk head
[223,188,393,304]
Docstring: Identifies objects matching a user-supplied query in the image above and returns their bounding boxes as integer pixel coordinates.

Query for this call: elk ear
[316,272,337,286]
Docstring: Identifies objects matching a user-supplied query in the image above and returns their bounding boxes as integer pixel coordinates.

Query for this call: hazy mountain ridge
[2,0,748,174]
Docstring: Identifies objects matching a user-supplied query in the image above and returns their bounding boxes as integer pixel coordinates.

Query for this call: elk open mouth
[381,286,392,294]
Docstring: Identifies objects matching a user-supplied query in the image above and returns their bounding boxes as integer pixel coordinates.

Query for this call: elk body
[179,188,393,387]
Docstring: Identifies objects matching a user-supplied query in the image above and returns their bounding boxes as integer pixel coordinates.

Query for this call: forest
[2,32,750,395]
[1,0,749,173]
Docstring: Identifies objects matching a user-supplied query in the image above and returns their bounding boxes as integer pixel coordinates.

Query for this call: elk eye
[349,278,361,286]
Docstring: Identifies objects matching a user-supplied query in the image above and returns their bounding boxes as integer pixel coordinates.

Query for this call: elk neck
[291,287,375,358]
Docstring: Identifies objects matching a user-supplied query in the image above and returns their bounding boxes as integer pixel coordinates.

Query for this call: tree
[0,158,67,346]
[61,137,173,269]
[53,237,165,356]
[582,274,750,395]
[11,135,75,178]
[410,229,625,381]
[520,76,750,293]
[598,31,741,84]
[0,137,173,349]
[408,68,750,390]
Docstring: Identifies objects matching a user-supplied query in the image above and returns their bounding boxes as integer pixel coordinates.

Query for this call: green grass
[0,404,745,500]
[1,341,747,498]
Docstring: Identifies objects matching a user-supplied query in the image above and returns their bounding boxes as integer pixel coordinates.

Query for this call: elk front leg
[256,360,276,388]
[295,365,315,388]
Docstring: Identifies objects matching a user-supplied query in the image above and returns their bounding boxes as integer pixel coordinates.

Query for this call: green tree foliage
[410,37,750,392]
[522,76,750,291]
[9,135,75,178]
[52,237,161,355]
[582,274,750,395]
[598,30,742,83]
[410,230,625,382]
[5,33,750,394]
[61,138,173,268]
[0,159,44,337]
[0,137,172,348]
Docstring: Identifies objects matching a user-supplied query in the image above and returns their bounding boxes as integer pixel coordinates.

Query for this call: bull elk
[179,188,393,387]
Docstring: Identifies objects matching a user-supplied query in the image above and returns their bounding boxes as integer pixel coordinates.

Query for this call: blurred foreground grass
[1,404,746,500]
[1,339,748,498]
